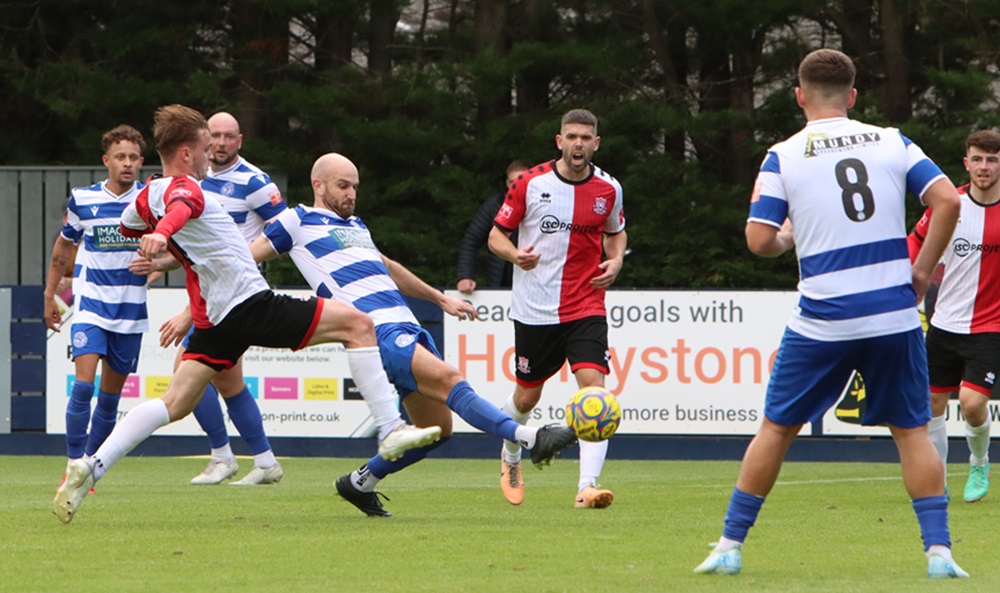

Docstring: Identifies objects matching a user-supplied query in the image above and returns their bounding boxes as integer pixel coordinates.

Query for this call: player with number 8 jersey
[750,119,945,341]
[696,49,965,579]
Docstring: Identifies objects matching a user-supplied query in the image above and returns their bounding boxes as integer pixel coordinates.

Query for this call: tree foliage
[3,0,998,289]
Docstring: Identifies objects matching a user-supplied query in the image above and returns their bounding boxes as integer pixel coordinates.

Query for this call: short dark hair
[506,160,530,176]
[561,108,599,134]
[798,49,856,92]
[101,125,145,154]
[966,129,1000,154]
[153,104,208,159]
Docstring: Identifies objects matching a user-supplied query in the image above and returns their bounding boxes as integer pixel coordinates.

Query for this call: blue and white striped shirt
[62,180,148,334]
[263,205,418,327]
[748,117,946,341]
[200,156,286,244]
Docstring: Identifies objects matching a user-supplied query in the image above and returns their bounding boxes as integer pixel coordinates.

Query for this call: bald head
[312,153,360,218]
[207,112,242,171]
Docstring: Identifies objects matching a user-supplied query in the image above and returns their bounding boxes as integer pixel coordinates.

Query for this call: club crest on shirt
[73,331,88,349]
[395,334,416,348]
[593,196,607,215]
[517,356,530,375]
[221,182,236,196]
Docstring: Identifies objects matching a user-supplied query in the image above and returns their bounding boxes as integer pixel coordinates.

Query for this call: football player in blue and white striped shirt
[248,153,577,517]
[695,49,967,579]
[43,125,148,481]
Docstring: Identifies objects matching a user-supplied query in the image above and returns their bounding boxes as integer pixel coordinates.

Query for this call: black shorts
[513,316,609,385]
[184,290,323,371]
[925,325,1000,397]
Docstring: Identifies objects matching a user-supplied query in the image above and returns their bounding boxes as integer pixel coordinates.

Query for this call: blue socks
[722,487,766,543]
[445,381,520,442]
[85,390,121,456]
[912,496,951,550]
[225,386,270,455]
[65,381,95,459]
[366,436,450,478]
[193,383,230,449]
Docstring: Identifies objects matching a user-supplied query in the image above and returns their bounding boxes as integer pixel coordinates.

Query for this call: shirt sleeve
[119,202,147,238]
[899,132,947,202]
[246,174,287,223]
[604,181,626,234]
[907,207,932,263]
[61,195,84,243]
[263,217,294,255]
[747,150,787,228]
[155,177,205,239]
[494,178,527,232]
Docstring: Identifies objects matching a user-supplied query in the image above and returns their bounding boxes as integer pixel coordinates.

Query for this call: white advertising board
[444,290,801,435]
[46,288,376,437]
[47,287,959,438]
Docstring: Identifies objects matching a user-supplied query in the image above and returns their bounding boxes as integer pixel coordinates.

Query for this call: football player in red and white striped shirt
[489,108,627,508]
[908,129,1000,503]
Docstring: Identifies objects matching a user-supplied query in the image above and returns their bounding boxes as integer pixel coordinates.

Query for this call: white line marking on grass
[686,473,961,488]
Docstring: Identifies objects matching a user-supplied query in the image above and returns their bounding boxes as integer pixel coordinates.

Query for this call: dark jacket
[456,192,517,288]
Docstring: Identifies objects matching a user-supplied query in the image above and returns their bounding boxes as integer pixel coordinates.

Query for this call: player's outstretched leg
[377,421,442,461]
[528,424,578,468]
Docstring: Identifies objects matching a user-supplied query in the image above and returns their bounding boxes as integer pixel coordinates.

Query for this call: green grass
[2,455,997,592]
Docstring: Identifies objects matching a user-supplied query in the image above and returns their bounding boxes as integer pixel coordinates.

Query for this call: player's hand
[159,308,193,348]
[776,218,796,251]
[590,257,623,289]
[43,296,63,332]
[514,245,540,271]
[139,233,168,259]
[457,278,476,294]
[440,296,478,321]
[912,266,931,304]
[128,256,156,276]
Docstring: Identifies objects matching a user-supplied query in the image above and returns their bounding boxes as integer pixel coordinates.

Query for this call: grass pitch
[2,455,997,592]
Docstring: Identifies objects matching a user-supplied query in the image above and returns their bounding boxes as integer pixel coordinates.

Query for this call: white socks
[578,439,609,492]
[351,465,380,493]
[966,416,991,465]
[253,450,277,469]
[92,399,170,481]
[210,444,235,463]
[928,415,948,478]
[346,347,403,439]
[501,393,530,462]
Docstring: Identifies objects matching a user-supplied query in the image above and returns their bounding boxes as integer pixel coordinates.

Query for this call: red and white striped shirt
[494,160,625,325]
[909,183,1000,334]
[121,175,268,328]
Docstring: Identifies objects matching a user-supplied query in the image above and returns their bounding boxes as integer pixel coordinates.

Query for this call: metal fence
[0,166,287,287]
